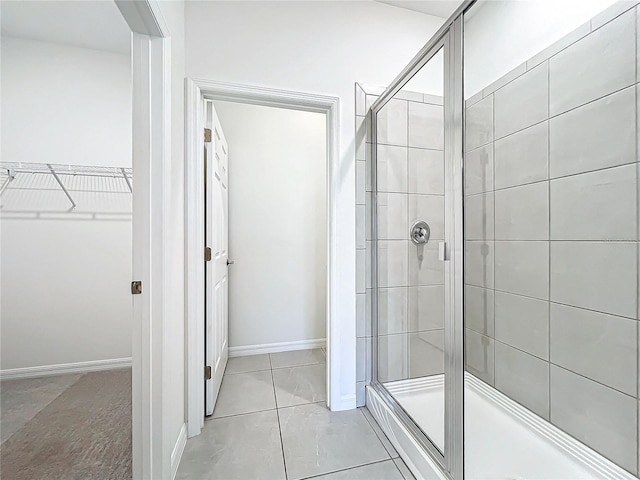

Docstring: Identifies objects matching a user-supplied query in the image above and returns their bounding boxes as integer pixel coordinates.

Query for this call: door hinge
[204,128,212,143]
[204,365,212,380]
[205,247,212,262]
[131,281,142,295]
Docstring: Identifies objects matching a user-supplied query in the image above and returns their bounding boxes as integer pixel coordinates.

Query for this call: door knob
[227,259,234,266]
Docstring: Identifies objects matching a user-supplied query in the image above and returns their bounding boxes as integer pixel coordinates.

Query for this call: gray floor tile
[279,403,389,480]
[225,354,271,375]
[176,410,286,480]
[0,373,82,444]
[393,458,416,480]
[311,460,404,479]
[273,363,326,407]
[361,407,399,458]
[212,370,275,418]
[270,348,326,369]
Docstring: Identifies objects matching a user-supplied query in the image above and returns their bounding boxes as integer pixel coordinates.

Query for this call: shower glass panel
[375,47,446,454]
[463,1,639,478]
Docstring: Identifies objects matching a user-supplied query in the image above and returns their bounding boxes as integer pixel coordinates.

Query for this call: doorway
[186,80,340,436]
[205,99,327,417]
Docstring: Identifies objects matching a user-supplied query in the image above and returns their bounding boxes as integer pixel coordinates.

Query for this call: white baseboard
[171,423,188,480]
[0,357,132,380]
[228,338,326,357]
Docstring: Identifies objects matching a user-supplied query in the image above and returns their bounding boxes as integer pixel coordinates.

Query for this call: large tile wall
[355,84,445,406]
[464,4,640,474]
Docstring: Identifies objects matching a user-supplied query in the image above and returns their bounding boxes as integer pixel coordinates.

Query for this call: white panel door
[205,100,229,416]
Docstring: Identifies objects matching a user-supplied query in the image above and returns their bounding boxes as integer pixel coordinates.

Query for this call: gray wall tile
[550,164,637,241]
[377,99,408,146]
[356,293,367,338]
[466,329,495,385]
[377,193,407,240]
[355,84,366,116]
[356,249,366,294]
[550,241,637,318]
[465,192,494,240]
[494,62,548,139]
[495,292,549,360]
[549,86,636,178]
[550,365,638,474]
[408,242,443,286]
[465,241,494,288]
[378,240,408,288]
[494,122,548,190]
[465,285,495,337]
[378,333,407,383]
[590,0,638,30]
[408,195,444,240]
[378,287,408,336]
[495,241,549,300]
[549,9,636,116]
[408,148,444,195]
[396,89,423,103]
[465,95,493,151]
[408,102,443,149]
[465,144,494,195]
[550,303,637,396]
[409,330,444,378]
[356,115,366,160]
[482,62,526,98]
[356,204,365,249]
[377,145,407,193]
[495,342,550,419]
[356,161,366,204]
[494,182,549,240]
[526,22,591,70]
[409,285,444,332]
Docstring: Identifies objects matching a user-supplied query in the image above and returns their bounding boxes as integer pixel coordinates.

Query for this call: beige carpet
[1,369,131,480]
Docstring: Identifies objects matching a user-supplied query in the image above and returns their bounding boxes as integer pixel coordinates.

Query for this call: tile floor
[176,348,415,480]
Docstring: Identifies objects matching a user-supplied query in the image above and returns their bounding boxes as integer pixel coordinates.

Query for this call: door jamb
[115,1,171,478]
[185,78,340,437]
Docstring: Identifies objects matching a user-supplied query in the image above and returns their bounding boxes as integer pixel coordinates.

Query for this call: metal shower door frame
[368,4,471,478]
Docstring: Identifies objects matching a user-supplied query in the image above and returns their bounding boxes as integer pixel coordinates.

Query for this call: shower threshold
[368,373,635,480]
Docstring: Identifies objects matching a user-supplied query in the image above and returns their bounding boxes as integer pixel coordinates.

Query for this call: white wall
[185,0,444,409]
[464,0,618,96]
[214,101,327,349]
[1,36,132,167]
[0,37,133,371]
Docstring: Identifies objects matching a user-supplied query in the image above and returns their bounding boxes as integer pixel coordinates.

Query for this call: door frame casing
[114,0,173,478]
[185,78,340,437]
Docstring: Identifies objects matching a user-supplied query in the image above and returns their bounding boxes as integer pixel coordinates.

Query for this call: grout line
[298,459,395,480]
[207,406,277,421]
[466,284,639,322]
[464,160,637,198]
[224,368,272,376]
[269,362,289,480]
[550,362,638,400]
[547,64,556,422]
[493,335,638,400]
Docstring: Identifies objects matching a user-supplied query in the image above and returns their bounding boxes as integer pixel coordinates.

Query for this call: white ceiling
[376,0,464,19]
[1,1,131,54]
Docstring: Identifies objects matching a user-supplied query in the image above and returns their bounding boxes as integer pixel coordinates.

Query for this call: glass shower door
[370,16,464,478]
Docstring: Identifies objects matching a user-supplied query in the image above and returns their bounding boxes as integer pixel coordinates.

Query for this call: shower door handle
[438,242,449,261]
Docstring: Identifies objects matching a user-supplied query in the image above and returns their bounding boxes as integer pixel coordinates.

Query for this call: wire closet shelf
[0,162,133,210]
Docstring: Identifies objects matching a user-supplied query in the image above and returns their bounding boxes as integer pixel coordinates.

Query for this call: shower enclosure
[362,0,640,478]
